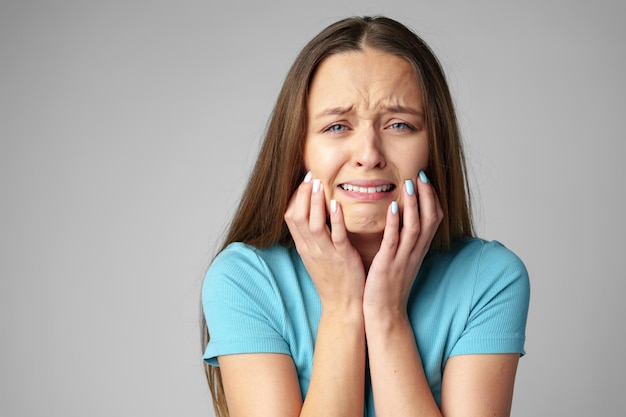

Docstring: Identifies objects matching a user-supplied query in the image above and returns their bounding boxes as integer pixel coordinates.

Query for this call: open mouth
[339,183,396,193]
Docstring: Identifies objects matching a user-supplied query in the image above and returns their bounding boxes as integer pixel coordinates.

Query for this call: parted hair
[202,16,474,417]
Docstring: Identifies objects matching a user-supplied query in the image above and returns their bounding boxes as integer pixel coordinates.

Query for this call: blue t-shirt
[202,238,529,411]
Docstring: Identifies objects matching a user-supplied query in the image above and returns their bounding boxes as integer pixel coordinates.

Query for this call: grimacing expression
[304,47,429,235]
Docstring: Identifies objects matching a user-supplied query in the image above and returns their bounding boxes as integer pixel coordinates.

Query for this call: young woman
[201,16,530,417]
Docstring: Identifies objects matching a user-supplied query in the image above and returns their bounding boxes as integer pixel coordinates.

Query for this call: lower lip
[338,186,395,201]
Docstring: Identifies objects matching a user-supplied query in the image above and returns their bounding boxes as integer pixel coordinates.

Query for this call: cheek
[397,151,429,178]
[304,142,343,178]
[302,143,312,171]
[410,141,430,172]
[396,144,429,211]
[303,141,326,172]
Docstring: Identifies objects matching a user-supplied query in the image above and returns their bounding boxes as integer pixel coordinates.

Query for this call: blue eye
[325,124,347,133]
[389,122,414,131]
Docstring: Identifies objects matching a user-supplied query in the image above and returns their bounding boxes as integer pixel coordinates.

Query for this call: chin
[344,215,386,235]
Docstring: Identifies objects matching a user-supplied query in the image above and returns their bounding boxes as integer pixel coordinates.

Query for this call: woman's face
[304,48,429,235]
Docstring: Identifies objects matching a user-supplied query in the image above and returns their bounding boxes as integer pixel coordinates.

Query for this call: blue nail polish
[405,179,415,195]
[391,201,398,215]
[419,170,429,184]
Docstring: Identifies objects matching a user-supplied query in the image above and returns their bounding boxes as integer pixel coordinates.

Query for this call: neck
[347,232,383,272]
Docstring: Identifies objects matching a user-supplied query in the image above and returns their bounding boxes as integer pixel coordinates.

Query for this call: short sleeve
[449,241,530,357]
[202,243,291,366]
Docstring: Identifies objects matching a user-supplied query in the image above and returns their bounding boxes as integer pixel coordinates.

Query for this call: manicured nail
[405,179,415,196]
[330,199,337,213]
[419,170,429,184]
[303,171,313,183]
[312,179,321,193]
[391,201,398,215]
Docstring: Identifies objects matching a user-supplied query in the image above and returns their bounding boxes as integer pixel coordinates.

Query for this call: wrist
[363,306,410,332]
[320,301,364,327]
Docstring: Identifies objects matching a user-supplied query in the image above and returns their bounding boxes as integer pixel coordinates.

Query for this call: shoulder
[202,243,301,362]
[471,239,528,289]
[207,242,295,277]
[427,238,530,300]
[215,241,292,262]
[475,239,526,272]
[443,237,530,308]
[202,242,301,300]
[446,239,530,356]
[437,237,527,277]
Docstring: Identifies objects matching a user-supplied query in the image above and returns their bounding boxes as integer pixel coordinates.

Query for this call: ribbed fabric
[202,238,530,411]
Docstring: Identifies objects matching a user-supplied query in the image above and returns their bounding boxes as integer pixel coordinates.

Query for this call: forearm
[365,311,441,417]
[301,305,366,417]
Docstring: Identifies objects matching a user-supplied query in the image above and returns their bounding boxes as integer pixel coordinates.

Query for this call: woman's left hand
[363,173,443,318]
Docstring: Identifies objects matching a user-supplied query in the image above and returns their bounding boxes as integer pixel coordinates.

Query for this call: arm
[301,304,365,416]
[440,353,519,416]
[219,307,365,417]
[365,311,440,416]
[364,320,519,417]
[219,174,366,417]
[290,176,366,417]
[364,176,522,416]
[218,354,303,417]
[364,176,443,416]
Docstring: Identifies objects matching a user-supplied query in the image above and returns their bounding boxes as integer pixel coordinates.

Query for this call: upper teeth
[340,184,393,193]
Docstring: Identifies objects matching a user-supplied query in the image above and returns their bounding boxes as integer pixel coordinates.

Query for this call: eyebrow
[313,104,423,119]
[382,105,423,117]
[313,105,354,119]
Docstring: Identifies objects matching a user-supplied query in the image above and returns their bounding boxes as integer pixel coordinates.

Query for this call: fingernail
[391,201,398,215]
[405,179,415,196]
[303,171,313,183]
[312,179,321,193]
[419,170,429,184]
[330,199,337,213]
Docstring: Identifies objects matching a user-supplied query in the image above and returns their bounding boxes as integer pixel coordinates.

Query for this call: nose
[353,128,386,169]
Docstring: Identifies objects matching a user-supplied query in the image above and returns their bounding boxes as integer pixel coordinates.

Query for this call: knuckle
[309,222,325,235]
[290,211,308,225]
[424,214,442,232]
[332,233,347,246]
[405,221,420,236]
[382,237,397,250]
[424,215,439,229]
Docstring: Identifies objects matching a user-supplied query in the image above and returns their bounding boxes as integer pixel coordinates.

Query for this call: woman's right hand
[284,173,368,417]
[284,173,366,309]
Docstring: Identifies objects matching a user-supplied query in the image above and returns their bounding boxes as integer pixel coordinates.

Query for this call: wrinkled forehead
[308,48,424,117]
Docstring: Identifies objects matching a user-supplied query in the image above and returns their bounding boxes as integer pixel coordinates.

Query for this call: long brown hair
[202,16,474,416]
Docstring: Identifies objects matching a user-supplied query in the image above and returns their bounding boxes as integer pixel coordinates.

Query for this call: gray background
[1,0,624,416]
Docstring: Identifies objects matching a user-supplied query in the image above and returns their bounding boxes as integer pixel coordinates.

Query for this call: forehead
[308,48,423,112]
